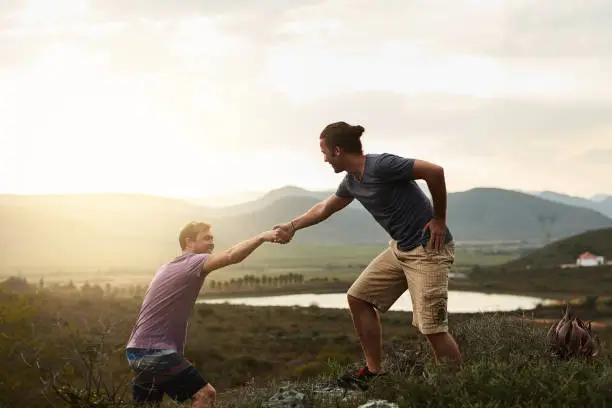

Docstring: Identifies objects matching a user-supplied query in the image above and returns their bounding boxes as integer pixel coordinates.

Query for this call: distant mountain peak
[590,194,612,203]
[267,185,311,194]
[262,185,321,201]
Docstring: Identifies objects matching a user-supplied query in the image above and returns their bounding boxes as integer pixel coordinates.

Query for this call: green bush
[222,314,612,407]
[1,289,610,407]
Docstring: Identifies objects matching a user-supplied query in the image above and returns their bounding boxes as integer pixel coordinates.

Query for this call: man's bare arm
[274,194,353,236]
[412,159,446,220]
[294,194,353,230]
[201,229,286,275]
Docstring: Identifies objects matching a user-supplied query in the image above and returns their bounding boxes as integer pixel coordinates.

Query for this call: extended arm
[201,229,287,275]
[275,194,353,237]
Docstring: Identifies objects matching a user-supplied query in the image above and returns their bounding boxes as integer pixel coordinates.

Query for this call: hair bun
[352,125,365,137]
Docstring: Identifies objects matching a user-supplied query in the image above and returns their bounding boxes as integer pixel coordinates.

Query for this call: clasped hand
[269,222,295,244]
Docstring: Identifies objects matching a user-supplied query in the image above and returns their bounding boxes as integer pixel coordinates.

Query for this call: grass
[460,264,612,298]
[11,255,604,305]
[219,314,612,408]
[1,283,611,407]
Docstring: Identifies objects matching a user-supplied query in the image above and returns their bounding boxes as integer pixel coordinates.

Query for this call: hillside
[1,188,612,272]
[0,194,389,272]
[202,182,432,216]
[209,196,388,245]
[0,194,212,270]
[207,186,349,216]
[206,187,612,243]
[502,227,612,269]
[533,191,612,218]
[446,188,612,242]
[209,189,612,245]
[1,288,610,407]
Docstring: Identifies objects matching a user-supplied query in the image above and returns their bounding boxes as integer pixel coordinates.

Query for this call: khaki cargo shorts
[347,239,455,335]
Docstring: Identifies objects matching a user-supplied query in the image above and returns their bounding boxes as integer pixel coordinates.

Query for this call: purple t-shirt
[126,252,209,355]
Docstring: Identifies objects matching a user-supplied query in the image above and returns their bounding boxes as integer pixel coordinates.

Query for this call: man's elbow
[223,250,239,266]
[316,200,330,220]
[424,164,444,183]
[413,159,444,182]
[435,165,444,178]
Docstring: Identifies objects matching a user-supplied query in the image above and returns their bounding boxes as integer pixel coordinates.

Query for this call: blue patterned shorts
[126,348,207,404]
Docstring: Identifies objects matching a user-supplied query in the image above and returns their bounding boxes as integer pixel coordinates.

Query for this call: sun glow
[0,44,200,196]
[20,0,89,25]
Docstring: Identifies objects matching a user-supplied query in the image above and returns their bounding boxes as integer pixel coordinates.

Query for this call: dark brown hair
[320,121,365,154]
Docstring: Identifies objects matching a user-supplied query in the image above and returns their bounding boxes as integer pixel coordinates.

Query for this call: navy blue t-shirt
[335,153,453,251]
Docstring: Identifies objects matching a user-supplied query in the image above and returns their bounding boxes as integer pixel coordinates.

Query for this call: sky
[0,0,611,199]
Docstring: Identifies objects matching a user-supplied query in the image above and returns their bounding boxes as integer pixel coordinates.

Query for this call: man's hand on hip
[423,217,446,251]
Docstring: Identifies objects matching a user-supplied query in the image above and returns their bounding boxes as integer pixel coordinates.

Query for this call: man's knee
[193,383,216,407]
[347,294,374,309]
[425,331,447,341]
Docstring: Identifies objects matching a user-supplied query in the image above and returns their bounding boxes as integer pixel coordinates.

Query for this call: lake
[197,291,554,313]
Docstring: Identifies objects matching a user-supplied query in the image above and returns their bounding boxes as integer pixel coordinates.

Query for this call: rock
[313,383,360,400]
[357,400,400,408]
[262,386,311,408]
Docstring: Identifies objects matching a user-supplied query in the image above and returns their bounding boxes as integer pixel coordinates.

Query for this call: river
[197,290,554,313]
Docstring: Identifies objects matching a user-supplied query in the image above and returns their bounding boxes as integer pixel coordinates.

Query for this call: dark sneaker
[335,366,386,391]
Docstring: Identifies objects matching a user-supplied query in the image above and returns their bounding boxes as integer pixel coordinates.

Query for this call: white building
[576,252,605,267]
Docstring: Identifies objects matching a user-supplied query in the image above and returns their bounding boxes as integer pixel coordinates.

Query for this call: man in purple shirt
[125,221,289,407]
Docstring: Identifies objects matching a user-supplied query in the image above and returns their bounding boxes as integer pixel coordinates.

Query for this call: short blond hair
[179,221,211,250]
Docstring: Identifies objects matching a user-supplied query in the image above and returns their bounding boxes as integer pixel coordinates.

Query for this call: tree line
[0,273,334,297]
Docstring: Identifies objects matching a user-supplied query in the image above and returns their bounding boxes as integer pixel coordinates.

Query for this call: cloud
[4,1,612,88]
[87,0,303,19]
[0,0,23,19]
[145,85,612,159]
[577,148,612,166]
[273,0,612,58]
[492,0,612,58]
[258,1,612,104]
[1,0,611,196]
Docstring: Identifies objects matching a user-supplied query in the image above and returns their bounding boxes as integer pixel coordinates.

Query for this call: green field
[238,244,519,269]
[1,285,610,407]
[0,244,519,289]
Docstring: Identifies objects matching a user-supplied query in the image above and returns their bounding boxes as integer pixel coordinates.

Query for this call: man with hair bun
[274,121,461,390]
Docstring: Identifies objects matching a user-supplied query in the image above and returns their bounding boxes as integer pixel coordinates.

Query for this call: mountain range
[191,186,612,218]
[1,185,611,271]
[528,191,612,218]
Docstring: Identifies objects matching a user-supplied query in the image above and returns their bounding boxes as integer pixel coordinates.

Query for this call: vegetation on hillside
[221,314,612,408]
[502,227,612,269]
[1,278,611,407]
[4,251,609,304]
[459,264,612,299]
